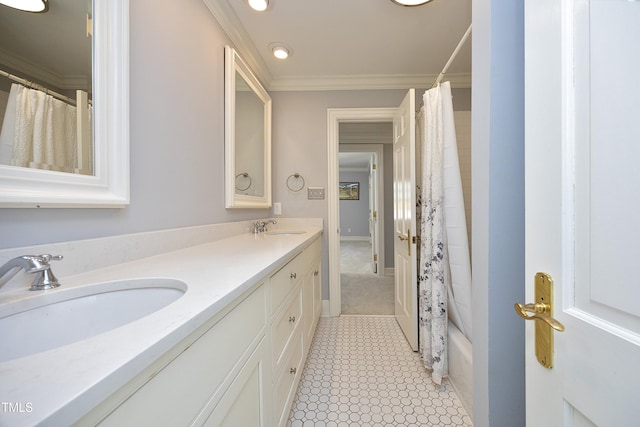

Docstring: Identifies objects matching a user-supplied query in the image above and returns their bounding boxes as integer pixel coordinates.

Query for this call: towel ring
[286,173,305,192]
[235,172,252,191]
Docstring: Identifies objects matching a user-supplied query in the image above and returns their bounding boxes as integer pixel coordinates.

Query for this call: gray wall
[338,171,370,237]
[271,89,471,285]
[472,0,526,425]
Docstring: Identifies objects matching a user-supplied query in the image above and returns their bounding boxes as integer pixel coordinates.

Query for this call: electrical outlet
[308,187,325,200]
[273,202,282,215]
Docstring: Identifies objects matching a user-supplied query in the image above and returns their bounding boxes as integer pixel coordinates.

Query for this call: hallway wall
[339,171,370,238]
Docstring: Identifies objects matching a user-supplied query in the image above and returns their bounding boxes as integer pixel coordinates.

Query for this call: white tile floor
[288,316,472,427]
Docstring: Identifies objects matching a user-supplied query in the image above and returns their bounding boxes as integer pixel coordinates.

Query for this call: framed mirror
[0,0,129,208]
[224,46,271,209]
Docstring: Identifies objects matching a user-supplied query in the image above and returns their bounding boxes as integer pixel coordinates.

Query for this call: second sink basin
[0,278,186,363]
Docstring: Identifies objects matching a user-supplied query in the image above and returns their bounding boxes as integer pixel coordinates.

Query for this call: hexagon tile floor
[287,316,472,427]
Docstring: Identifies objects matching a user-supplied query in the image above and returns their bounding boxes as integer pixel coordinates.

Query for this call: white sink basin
[265,230,307,235]
[0,278,186,363]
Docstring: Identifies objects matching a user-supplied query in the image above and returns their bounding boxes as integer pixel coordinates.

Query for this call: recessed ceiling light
[0,0,48,12]
[390,0,432,6]
[248,0,268,11]
[272,46,289,59]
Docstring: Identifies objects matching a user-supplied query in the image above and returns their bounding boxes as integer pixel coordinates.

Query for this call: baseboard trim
[321,300,335,317]
[384,267,395,277]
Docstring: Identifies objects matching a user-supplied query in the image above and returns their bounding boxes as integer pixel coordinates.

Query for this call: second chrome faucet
[253,219,277,234]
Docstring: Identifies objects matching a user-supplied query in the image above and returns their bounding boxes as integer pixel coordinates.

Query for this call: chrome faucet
[253,219,277,234]
[0,254,63,291]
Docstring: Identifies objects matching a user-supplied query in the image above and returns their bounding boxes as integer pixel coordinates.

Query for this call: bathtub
[448,320,473,417]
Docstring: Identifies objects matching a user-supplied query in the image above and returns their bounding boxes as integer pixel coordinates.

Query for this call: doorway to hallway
[338,137,392,316]
[340,240,394,314]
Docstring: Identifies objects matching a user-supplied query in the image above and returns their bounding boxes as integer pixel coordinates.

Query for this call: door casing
[327,108,396,317]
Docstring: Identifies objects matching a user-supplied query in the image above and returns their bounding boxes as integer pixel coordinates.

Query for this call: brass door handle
[514,302,565,332]
[397,229,412,255]
[515,272,564,368]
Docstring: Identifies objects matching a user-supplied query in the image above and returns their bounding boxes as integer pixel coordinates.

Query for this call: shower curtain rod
[0,68,80,106]
[431,24,472,89]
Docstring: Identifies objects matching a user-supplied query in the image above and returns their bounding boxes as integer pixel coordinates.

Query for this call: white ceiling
[207,0,472,91]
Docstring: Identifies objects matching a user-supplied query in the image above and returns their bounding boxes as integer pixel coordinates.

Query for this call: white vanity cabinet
[96,283,270,427]
[89,235,322,427]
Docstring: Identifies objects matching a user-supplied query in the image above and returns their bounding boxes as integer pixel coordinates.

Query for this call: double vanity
[0,220,323,426]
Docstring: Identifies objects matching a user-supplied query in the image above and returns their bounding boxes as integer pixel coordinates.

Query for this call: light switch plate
[308,187,325,200]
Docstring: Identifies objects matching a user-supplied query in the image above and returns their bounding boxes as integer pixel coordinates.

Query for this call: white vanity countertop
[0,225,322,427]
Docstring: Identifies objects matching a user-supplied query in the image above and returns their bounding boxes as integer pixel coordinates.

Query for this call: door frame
[339,143,385,276]
[327,108,396,317]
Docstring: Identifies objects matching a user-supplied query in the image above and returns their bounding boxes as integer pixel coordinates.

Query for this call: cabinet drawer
[99,284,267,427]
[270,256,302,314]
[271,287,302,372]
[272,331,304,427]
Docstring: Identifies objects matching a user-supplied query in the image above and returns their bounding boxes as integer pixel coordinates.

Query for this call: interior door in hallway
[369,154,378,274]
[393,89,418,351]
[524,0,640,424]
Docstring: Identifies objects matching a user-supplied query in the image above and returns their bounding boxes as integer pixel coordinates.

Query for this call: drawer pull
[289,315,296,323]
[313,270,319,277]
[289,367,297,375]
[290,272,297,279]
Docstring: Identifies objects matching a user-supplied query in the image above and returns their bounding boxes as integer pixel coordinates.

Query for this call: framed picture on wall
[339,182,360,200]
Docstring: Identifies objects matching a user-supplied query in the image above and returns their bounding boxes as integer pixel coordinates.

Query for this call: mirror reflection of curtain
[0,83,92,174]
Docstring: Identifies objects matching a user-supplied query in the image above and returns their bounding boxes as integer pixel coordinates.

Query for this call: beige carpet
[340,241,394,315]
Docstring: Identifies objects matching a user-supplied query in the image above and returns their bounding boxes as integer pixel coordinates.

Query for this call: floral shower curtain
[417,83,449,385]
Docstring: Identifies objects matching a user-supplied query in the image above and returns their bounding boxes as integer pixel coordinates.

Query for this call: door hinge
[373,254,378,262]
[373,210,377,220]
[372,164,377,170]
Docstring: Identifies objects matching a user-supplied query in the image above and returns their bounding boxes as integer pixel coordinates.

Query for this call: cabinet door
[302,258,321,354]
[98,285,266,426]
[202,338,269,427]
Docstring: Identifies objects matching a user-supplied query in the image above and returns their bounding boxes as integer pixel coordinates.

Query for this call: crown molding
[202,0,273,88]
[204,0,472,92]
[269,73,472,92]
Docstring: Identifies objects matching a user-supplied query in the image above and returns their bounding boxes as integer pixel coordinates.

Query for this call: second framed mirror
[224,46,271,209]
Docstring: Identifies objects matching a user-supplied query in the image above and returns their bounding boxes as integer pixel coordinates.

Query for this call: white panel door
[524,0,640,425]
[393,89,418,351]
[369,154,378,274]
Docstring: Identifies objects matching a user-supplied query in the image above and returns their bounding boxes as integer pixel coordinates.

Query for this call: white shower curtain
[0,83,77,172]
[417,81,472,385]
